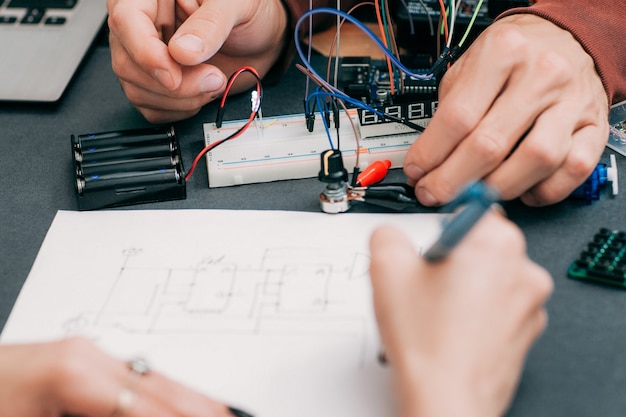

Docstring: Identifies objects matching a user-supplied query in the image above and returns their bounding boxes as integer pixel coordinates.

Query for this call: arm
[403,0,625,207]
[0,337,236,417]
[369,212,552,417]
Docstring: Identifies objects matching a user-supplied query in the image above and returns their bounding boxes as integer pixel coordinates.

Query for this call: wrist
[393,353,501,417]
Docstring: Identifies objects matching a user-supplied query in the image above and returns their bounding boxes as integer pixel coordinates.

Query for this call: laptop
[0,0,108,102]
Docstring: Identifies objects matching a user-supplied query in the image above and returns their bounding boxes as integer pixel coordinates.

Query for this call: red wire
[219,66,262,108]
[184,110,257,181]
[185,66,262,182]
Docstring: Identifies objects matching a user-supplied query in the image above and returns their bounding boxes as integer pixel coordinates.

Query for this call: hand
[0,337,236,417]
[369,212,552,417]
[403,14,609,207]
[107,0,288,123]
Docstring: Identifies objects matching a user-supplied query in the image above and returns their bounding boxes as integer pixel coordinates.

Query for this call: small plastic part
[305,113,315,132]
[318,149,348,184]
[569,154,618,203]
[356,160,391,187]
[608,154,619,196]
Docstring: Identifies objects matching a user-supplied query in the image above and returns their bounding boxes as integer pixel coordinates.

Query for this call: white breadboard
[203,110,427,187]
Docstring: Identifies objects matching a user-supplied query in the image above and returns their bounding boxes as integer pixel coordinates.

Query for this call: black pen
[423,181,500,262]
[228,406,255,417]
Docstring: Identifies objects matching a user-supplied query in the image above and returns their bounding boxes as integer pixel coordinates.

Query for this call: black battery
[71,126,186,210]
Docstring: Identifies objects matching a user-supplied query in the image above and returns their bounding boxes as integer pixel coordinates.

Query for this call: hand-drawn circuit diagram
[62,245,375,352]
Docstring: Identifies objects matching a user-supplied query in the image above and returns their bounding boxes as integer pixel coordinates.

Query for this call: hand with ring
[0,337,249,417]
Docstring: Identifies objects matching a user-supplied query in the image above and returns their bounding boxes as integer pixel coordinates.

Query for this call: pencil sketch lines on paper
[62,245,374,359]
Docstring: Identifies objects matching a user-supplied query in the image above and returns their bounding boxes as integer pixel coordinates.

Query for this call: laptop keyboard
[0,0,78,26]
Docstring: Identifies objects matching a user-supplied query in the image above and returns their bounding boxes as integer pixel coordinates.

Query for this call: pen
[423,181,500,262]
[228,406,255,417]
[377,181,500,366]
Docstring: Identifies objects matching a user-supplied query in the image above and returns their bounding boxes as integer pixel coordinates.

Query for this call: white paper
[1,209,443,417]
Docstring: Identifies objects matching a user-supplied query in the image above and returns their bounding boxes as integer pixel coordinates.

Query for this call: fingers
[169,0,251,66]
[128,370,234,417]
[521,121,608,206]
[506,260,552,366]
[403,23,527,190]
[108,1,182,91]
[107,0,230,123]
[168,0,287,78]
[369,225,421,319]
[49,337,236,417]
[110,33,225,123]
[155,0,175,42]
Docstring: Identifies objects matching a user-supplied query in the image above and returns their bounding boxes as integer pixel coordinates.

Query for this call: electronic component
[318,149,350,214]
[72,126,186,210]
[317,149,417,213]
[332,56,437,138]
[569,154,618,203]
[568,228,626,288]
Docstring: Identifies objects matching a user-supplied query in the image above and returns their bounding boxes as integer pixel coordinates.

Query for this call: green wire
[380,0,393,53]
[458,0,484,47]
[440,6,448,36]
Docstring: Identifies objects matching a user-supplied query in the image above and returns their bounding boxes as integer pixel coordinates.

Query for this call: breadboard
[203,110,427,187]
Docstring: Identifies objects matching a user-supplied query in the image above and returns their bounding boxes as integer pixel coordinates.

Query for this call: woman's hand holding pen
[0,337,243,417]
[369,212,553,417]
[106,0,288,124]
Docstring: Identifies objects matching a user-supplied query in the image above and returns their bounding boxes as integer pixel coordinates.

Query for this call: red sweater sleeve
[498,0,626,105]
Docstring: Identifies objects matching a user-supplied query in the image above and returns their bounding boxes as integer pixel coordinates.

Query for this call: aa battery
[72,126,175,150]
[73,126,177,163]
[77,155,179,177]
[76,168,182,195]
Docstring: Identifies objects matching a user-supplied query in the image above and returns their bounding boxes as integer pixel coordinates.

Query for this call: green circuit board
[568,228,626,288]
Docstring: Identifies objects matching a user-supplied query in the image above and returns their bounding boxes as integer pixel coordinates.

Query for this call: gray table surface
[1,44,625,416]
